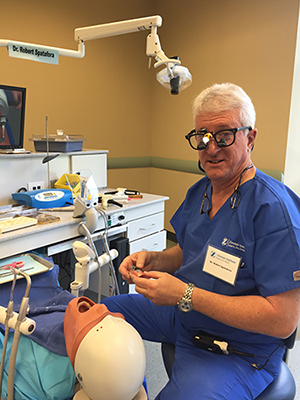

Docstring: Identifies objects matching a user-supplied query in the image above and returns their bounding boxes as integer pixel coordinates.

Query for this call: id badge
[203,245,241,285]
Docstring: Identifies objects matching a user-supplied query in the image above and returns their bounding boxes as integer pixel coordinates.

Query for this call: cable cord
[0,303,13,397]
[96,209,108,300]
[97,208,120,296]
[6,271,31,400]
[7,327,21,400]
[101,232,120,296]
[0,328,9,398]
[85,223,102,303]
[0,268,17,398]
[97,208,109,235]
[79,222,106,303]
[78,208,120,301]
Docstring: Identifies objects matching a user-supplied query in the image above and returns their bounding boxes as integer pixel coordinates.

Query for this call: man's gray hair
[192,83,256,128]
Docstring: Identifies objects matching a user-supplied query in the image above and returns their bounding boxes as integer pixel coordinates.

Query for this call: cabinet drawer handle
[142,243,159,251]
[139,224,156,231]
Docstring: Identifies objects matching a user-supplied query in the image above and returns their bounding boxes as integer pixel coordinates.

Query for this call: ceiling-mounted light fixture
[156,56,192,95]
[0,16,192,95]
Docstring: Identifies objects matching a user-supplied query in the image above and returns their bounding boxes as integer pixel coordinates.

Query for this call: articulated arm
[0,15,191,93]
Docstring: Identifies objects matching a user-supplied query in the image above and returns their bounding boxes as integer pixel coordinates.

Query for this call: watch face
[178,300,192,312]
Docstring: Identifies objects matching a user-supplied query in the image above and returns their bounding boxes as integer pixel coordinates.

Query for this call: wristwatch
[177,283,195,312]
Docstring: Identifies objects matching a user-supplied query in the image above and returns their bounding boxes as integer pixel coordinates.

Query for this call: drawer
[130,230,166,254]
[128,212,164,242]
[123,195,167,223]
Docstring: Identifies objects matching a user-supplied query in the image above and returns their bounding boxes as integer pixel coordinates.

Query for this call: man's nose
[205,138,220,154]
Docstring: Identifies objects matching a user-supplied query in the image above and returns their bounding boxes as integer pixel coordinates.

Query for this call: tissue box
[29,134,86,152]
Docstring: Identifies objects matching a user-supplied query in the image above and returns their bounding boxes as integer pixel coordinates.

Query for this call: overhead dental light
[0,16,191,95]
[156,57,192,95]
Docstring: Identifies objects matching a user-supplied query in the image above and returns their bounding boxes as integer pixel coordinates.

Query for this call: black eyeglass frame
[185,126,252,150]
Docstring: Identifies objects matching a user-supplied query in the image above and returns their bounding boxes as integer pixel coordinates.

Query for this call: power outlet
[27,181,45,191]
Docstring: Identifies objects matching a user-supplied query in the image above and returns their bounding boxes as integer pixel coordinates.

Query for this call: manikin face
[195,109,256,187]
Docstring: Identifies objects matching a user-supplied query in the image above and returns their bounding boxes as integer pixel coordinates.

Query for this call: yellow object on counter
[0,216,38,234]
[54,173,81,197]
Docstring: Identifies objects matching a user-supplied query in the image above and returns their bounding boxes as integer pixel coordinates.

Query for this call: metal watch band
[177,283,195,312]
[184,283,195,300]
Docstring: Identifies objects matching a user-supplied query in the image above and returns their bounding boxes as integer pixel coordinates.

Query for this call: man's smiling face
[195,109,255,186]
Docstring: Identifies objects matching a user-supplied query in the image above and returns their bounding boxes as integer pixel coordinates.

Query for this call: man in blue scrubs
[103,83,300,399]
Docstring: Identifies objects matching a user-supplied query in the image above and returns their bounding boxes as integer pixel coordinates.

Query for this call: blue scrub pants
[102,294,277,400]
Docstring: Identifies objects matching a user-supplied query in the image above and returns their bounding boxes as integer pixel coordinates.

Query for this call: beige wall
[149,0,300,230]
[2,0,300,231]
[1,0,154,156]
[151,0,299,169]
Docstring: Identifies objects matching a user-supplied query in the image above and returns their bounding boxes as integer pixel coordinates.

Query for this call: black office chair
[161,331,297,400]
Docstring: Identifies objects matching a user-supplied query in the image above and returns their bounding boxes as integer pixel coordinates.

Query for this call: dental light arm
[0,38,85,58]
[0,15,191,93]
[74,16,178,68]
[74,15,162,41]
[74,16,191,94]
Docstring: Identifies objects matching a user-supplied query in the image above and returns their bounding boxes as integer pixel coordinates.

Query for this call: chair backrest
[284,329,297,349]
[282,329,297,362]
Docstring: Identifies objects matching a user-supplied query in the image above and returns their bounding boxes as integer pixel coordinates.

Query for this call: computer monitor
[0,84,26,151]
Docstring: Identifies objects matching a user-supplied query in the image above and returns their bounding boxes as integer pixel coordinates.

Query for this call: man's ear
[248,128,257,152]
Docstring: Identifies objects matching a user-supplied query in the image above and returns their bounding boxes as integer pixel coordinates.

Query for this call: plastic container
[54,173,81,197]
[29,134,86,152]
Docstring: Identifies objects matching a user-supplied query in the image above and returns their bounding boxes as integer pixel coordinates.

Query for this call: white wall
[285,4,300,194]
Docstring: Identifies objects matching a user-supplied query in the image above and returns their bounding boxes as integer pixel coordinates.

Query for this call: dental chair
[161,330,297,400]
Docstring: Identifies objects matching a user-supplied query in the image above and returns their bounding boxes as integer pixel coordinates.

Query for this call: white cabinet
[130,230,167,253]
[0,151,169,297]
[0,150,108,206]
[101,193,168,255]
[124,197,168,294]
[128,212,164,242]
[121,196,167,254]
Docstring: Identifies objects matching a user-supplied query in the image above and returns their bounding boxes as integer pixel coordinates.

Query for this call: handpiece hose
[6,272,31,400]
[0,267,17,399]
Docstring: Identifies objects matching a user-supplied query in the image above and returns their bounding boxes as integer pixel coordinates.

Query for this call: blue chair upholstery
[256,360,295,400]
[161,331,296,400]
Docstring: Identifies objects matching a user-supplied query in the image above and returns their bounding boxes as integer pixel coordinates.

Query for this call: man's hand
[119,244,183,284]
[119,251,153,284]
[130,270,187,306]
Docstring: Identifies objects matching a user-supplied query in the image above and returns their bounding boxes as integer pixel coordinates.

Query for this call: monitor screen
[0,84,26,150]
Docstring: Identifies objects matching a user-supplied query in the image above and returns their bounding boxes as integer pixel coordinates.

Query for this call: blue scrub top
[171,169,300,355]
